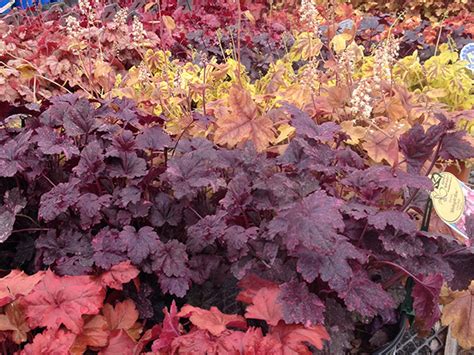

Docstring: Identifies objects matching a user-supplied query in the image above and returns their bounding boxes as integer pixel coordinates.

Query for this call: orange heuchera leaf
[214,85,275,152]
[271,323,330,354]
[21,270,105,334]
[236,274,279,304]
[20,329,76,355]
[98,329,136,355]
[0,270,45,306]
[103,299,142,340]
[0,301,29,344]
[177,305,247,336]
[70,315,109,355]
[99,261,139,290]
[362,129,399,167]
[441,282,474,349]
[245,287,283,326]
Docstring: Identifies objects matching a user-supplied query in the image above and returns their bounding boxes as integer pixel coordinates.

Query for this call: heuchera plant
[0,95,473,353]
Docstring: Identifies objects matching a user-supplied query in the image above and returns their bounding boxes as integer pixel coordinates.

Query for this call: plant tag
[430,172,473,240]
[460,43,474,72]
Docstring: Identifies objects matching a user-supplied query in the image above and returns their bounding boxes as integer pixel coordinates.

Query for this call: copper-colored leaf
[103,299,142,340]
[271,323,330,353]
[70,315,109,355]
[214,85,275,152]
[0,301,29,344]
[362,129,399,166]
[177,305,247,336]
[441,282,474,349]
[245,287,283,326]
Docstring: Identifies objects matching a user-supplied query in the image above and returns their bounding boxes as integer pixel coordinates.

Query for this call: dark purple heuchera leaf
[151,240,189,278]
[118,186,141,207]
[0,188,27,243]
[119,226,163,265]
[163,153,225,199]
[278,280,325,326]
[106,130,137,157]
[38,179,81,222]
[0,131,33,177]
[36,229,94,275]
[439,131,474,160]
[186,212,227,253]
[136,126,172,151]
[368,211,417,234]
[378,232,424,257]
[340,270,395,317]
[108,152,147,179]
[412,274,443,331]
[188,255,222,284]
[158,275,190,298]
[284,104,340,143]
[399,123,446,174]
[446,248,474,291]
[34,127,79,159]
[317,298,355,354]
[268,190,344,253]
[219,173,253,215]
[222,225,259,262]
[75,193,111,229]
[342,202,377,220]
[149,193,183,227]
[73,141,106,181]
[41,95,99,136]
[343,166,433,192]
[295,241,365,291]
[92,227,128,269]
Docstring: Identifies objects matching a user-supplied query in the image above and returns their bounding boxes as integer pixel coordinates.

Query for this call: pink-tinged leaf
[245,287,283,326]
[236,274,279,304]
[177,305,247,336]
[21,329,76,355]
[170,329,219,354]
[151,301,181,352]
[99,261,139,290]
[413,274,443,331]
[134,324,161,355]
[0,270,45,307]
[99,330,136,355]
[21,270,105,334]
[271,323,330,353]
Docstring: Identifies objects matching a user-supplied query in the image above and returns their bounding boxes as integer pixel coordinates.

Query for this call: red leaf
[99,261,139,290]
[236,274,279,304]
[245,287,283,326]
[99,330,136,355]
[413,274,443,331]
[151,300,181,352]
[21,270,105,334]
[271,323,330,353]
[0,270,45,306]
[133,324,161,355]
[20,329,76,355]
[177,305,247,336]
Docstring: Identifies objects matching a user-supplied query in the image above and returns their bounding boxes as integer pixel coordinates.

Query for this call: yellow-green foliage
[394,44,474,110]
